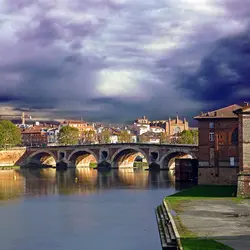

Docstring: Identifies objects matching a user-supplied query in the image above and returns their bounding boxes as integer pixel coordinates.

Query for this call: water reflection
[0,170,25,201]
[0,168,189,201]
[0,168,196,250]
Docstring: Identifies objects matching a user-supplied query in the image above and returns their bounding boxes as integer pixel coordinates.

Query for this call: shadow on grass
[169,185,238,198]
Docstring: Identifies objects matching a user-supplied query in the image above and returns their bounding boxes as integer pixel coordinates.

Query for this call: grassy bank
[89,163,97,168]
[165,185,238,250]
[0,165,20,170]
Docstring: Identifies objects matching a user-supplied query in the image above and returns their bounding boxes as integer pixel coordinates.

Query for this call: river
[0,168,192,250]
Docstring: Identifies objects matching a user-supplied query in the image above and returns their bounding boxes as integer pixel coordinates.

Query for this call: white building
[148,138,160,144]
[134,124,150,135]
[131,134,137,143]
[110,134,119,143]
[150,126,165,133]
[47,129,59,145]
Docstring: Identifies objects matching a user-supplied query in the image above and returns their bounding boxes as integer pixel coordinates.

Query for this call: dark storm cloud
[178,30,250,109]
[0,0,250,122]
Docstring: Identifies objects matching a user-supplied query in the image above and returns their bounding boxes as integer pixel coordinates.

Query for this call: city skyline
[0,0,249,123]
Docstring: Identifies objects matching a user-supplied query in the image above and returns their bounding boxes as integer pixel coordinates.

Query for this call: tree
[0,120,21,147]
[139,133,148,143]
[192,129,199,144]
[118,130,132,143]
[159,132,170,144]
[98,129,111,143]
[58,126,79,145]
[82,130,96,144]
[177,130,198,144]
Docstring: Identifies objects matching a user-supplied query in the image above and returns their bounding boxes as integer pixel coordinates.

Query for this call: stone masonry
[234,105,250,197]
[19,143,198,170]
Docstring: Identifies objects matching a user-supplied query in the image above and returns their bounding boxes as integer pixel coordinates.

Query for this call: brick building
[194,104,241,185]
[21,129,47,146]
[150,116,189,136]
[60,120,94,133]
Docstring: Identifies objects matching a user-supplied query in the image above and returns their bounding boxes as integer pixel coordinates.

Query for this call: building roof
[141,131,161,138]
[194,104,242,120]
[234,104,250,115]
[61,120,88,125]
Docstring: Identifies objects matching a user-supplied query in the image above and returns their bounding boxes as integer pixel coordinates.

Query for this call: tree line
[0,120,198,147]
[58,126,198,145]
[58,126,135,144]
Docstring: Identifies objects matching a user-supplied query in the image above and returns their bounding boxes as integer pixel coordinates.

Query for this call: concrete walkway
[170,199,250,250]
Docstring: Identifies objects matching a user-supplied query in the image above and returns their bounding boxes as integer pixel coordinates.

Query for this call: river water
[0,168,191,250]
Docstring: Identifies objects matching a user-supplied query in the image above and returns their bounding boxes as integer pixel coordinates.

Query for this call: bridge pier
[97,160,112,170]
[148,162,161,171]
[56,160,68,170]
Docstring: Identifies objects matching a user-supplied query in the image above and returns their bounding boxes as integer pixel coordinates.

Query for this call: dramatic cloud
[0,0,249,123]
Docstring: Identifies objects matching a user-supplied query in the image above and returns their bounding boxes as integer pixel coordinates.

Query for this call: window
[231,128,238,145]
[209,122,214,129]
[230,157,235,167]
[173,126,181,135]
[209,132,214,141]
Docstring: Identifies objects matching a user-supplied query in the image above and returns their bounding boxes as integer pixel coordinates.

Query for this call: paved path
[171,199,250,250]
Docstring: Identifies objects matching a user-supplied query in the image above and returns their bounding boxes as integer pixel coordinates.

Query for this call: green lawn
[169,185,237,198]
[165,185,238,250]
[181,238,234,250]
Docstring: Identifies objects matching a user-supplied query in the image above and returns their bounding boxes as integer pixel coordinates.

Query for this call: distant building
[134,116,149,124]
[109,130,120,143]
[139,131,161,144]
[60,120,95,140]
[150,126,165,134]
[47,128,59,145]
[21,128,47,146]
[150,115,189,136]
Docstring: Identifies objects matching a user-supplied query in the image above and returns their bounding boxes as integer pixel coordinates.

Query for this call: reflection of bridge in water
[0,168,181,200]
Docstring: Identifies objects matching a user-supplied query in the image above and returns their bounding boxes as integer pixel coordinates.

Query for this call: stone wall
[198,167,238,185]
[241,115,250,171]
[0,148,26,166]
[237,174,250,197]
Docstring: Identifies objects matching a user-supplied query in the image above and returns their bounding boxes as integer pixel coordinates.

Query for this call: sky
[0,0,250,123]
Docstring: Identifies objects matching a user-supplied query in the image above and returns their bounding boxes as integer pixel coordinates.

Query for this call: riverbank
[0,165,20,170]
[163,185,250,250]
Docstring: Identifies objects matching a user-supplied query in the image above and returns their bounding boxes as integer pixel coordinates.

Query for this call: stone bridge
[19,143,198,170]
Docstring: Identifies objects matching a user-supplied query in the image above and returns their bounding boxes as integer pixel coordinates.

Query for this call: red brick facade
[194,104,241,185]
[22,130,47,146]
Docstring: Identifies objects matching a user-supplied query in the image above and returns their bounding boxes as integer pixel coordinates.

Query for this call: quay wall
[0,148,26,166]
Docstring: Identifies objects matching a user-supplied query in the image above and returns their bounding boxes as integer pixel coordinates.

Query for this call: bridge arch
[111,146,149,168]
[27,150,57,167]
[68,149,98,168]
[160,149,197,171]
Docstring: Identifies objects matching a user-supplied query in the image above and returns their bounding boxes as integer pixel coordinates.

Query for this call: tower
[21,112,25,125]
[176,114,179,124]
